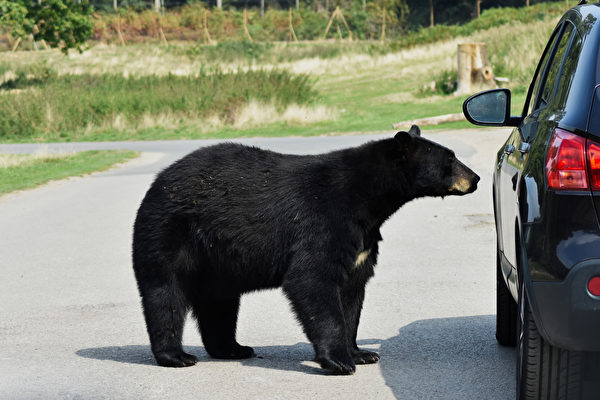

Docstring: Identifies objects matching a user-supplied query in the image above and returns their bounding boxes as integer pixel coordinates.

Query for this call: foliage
[389,1,565,50]
[0,0,29,37]
[417,70,458,97]
[404,0,559,29]
[0,64,317,140]
[93,3,406,42]
[2,0,93,53]
[87,0,567,44]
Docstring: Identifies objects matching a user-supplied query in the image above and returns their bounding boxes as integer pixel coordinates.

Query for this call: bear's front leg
[341,279,380,365]
[283,270,355,375]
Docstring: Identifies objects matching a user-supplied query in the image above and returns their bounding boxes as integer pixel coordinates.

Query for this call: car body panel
[466,4,600,351]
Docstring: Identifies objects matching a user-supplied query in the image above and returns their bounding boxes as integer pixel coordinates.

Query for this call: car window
[526,26,561,116]
[553,29,582,110]
[538,23,575,109]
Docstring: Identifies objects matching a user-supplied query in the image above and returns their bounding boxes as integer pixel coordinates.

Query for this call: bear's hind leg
[140,281,198,368]
[192,295,255,360]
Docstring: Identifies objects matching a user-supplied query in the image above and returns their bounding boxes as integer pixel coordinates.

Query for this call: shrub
[0,66,318,139]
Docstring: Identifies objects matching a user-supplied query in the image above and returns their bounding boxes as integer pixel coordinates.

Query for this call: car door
[497,22,575,294]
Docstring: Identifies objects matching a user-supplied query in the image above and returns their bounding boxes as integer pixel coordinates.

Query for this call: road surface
[0,129,515,399]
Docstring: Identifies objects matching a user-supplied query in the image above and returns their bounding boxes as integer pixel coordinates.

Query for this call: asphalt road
[0,129,515,400]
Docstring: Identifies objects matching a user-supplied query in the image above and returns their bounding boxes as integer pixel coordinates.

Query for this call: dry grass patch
[0,149,74,168]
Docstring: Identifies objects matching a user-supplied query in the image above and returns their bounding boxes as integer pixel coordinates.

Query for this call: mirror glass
[466,90,508,124]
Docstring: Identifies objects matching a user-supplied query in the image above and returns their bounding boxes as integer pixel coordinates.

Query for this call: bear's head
[394,125,480,198]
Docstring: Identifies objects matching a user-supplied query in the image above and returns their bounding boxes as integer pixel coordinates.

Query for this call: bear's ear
[394,131,415,145]
[408,124,421,136]
[394,130,413,145]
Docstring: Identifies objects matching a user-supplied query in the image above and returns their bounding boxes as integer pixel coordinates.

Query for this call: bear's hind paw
[207,344,256,360]
[155,350,198,368]
[316,355,356,375]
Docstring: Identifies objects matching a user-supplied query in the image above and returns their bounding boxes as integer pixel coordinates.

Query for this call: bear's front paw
[155,350,198,368]
[316,352,356,375]
[352,349,380,364]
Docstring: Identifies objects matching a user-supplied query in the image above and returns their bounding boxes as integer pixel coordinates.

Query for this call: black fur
[132,125,480,374]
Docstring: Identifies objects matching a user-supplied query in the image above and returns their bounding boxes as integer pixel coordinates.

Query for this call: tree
[1,0,93,54]
[0,1,29,38]
[429,0,434,27]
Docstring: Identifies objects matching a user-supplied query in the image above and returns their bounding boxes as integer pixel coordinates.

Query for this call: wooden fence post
[11,37,22,52]
[322,7,352,41]
[203,11,213,44]
[380,8,386,42]
[117,14,126,46]
[243,9,253,42]
[288,8,298,42]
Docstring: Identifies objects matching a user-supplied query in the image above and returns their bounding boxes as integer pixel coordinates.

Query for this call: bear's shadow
[76,342,327,375]
[77,315,515,395]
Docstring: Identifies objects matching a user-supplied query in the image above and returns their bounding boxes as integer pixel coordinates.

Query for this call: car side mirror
[463,88,521,127]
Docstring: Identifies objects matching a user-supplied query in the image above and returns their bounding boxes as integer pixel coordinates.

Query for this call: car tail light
[587,141,600,190]
[546,129,588,190]
[588,276,600,297]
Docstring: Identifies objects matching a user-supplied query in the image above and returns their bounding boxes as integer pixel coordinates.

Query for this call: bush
[417,70,457,97]
[0,66,318,139]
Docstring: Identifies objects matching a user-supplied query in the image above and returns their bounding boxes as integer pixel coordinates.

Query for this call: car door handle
[504,144,516,155]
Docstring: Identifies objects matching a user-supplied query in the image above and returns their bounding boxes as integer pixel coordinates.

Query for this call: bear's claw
[352,349,380,364]
[155,350,198,368]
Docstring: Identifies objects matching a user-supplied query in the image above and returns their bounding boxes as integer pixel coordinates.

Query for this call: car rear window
[552,29,582,110]
[539,23,575,108]
[527,29,560,115]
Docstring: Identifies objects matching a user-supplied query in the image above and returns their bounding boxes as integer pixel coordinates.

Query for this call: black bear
[132,125,479,374]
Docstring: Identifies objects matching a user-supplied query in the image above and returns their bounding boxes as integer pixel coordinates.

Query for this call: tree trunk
[476,0,481,18]
[154,0,160,13]
[526,0,529,6]
[217,0,223,9]
[296,0,299,10]
[429,0,434,28]
[113,0,117,10]
[456,43,496,95]
[260,0,264,17]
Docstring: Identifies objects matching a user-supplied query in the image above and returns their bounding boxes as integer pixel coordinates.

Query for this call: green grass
[0,68,316,141]
[0,1,564,142]
[0,150,138,195]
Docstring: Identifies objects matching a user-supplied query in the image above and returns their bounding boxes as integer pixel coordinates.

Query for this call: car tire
[496,249,517,346]
[517,282,586,400]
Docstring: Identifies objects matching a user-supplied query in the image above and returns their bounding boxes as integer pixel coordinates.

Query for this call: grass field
[0,150,138,195]
[0,2,565,143]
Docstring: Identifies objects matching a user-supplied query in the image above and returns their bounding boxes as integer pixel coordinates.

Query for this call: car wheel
[496,248,517,346]
[516,281,586,400]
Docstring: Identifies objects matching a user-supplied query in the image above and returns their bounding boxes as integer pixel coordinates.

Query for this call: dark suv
[463,2,600,399]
